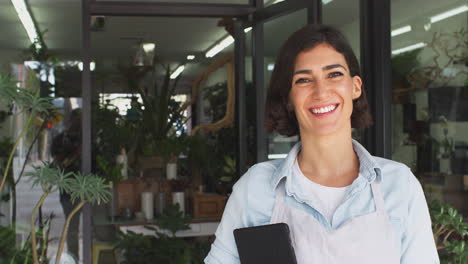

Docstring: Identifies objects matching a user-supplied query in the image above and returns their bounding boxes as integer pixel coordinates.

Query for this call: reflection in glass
[390,3,468,259]
[264,9,307,159]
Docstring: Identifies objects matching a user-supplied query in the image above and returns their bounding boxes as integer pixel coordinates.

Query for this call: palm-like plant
[25,164,112,264]
[26,164,73,264]
[55,172,112,263]
[0,73,53,194]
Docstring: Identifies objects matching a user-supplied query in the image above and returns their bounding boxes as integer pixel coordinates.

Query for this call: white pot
[141,192,154,220]
[166,163,177,180]
[439,157,451,174]
[172,192,185,215]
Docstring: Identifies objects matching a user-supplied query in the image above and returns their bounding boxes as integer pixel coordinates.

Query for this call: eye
[328,72,343,78]
[294,78,311,84]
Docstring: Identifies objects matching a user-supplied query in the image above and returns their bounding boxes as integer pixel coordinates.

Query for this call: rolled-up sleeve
[400,170,440,264]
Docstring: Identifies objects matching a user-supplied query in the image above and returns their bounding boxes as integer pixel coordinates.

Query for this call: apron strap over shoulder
[370,181,385,212]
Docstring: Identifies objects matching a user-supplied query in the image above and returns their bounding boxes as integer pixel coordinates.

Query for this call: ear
[352,76,362,100]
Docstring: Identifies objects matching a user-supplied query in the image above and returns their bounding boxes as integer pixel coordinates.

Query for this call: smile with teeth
[310,104,338,114]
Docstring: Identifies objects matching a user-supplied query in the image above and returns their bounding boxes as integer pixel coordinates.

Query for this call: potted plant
[116,204,193,264]
[120,64,192,176]
[429,199,468,264]
[25,163,112,264]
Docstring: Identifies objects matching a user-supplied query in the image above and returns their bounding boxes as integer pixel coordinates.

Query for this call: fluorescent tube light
[11,0,40,48]
[78,61,96,72]
[430,5,468,23]
[268,154,288,159]
[322,0,333,4]
[186,55,195,60]
[142,43,155,53]
[267,63,275,71]
[244,27,252,33]
[392,42,427,55]
[205,36,234,58]
[391,25,412,37]
[170,65,185,79]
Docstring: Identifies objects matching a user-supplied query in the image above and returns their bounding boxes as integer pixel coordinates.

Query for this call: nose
[311,78,330,100]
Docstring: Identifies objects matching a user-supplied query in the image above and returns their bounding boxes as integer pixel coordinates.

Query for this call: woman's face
[289,43,362,137]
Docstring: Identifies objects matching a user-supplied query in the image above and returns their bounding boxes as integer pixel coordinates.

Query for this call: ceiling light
[268,154,287,159]
[170,65,185,79]
[244,27,252,33]
[78,61,96,72]
[430,5,468,23]
[142,43,155,53]
[205,36,234,58]
[11,0,40,48]
[187,55,195,60]
[322,0,333,4]
[392,42,427,55]
[267,63,275,71]
[391,25,412,37]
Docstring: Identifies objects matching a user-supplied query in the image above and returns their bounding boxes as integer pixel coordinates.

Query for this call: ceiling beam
[89,1,255,17]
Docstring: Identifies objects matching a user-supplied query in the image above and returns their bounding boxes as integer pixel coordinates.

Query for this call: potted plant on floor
[116,203,192,264]
[25,164,112,264]
[429,199,468,264]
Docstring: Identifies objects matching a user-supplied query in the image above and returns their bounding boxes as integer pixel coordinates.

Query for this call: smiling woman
[205,24,440,264]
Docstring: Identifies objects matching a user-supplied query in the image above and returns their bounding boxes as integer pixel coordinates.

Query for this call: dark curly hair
[265,24,373,136]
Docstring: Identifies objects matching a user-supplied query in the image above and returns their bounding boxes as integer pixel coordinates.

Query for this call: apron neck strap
[370,181,385,211]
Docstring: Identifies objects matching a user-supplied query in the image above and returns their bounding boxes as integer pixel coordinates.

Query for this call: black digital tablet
[233,223,297,264]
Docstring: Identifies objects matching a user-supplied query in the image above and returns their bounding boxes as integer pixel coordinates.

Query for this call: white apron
[270,180,400,264]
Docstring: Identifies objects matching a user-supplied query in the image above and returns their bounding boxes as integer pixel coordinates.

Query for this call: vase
[141,192,154,220]
[439,157,451,174]
[172,191,185,215]
[155,192,166,216]
[107,182,119,221]
[166,163,177,180]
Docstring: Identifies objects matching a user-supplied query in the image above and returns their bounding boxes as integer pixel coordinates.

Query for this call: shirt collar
[269,139,382,191]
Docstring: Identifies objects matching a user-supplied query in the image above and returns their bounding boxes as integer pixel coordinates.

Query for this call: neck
[297,127,359,187]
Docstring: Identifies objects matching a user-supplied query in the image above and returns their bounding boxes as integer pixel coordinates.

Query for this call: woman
[204,24,439,264]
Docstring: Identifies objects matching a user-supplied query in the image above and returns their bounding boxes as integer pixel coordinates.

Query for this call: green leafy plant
[96,155,124,183]
[25,165,73,264]
[0,73,53,194]
[0,225,33,264]
[25,164,112,264]
[121,64,190,162]
[430,200,468,264]
[116,204,193,264]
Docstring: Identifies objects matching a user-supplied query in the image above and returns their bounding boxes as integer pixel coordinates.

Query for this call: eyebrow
[293,64,347,75]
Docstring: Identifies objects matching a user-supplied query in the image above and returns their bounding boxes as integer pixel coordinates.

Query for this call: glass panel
[90,15,234,263]
[323,0,363,141]
[264,9,307,159]
[322,0,361,61]
[1,3,85,260]
[245,27,257,167]
[390,0,468,251]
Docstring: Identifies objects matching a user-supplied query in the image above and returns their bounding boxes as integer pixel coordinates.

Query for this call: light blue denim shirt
[205,139,439,264]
